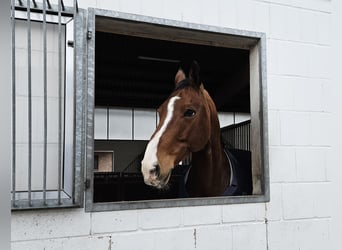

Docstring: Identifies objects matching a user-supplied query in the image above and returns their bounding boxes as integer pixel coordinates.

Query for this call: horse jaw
[141,96,180,188]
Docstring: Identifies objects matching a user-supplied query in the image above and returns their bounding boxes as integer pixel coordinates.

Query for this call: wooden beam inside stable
[95,16,258,50]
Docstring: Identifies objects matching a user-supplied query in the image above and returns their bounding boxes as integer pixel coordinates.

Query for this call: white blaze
[141,96,180,181]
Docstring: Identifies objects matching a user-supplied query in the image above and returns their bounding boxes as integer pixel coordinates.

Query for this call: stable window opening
[85,9,268,211]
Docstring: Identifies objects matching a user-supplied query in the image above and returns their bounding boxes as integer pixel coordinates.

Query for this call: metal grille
[11,0,83,210]
[221,120,251,151]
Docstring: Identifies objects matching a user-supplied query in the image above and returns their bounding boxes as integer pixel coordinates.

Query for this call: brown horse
[141,61,232,197]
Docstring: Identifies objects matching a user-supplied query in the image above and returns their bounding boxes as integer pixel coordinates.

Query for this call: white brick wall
[12,0,336,249]
[268,219,330,250]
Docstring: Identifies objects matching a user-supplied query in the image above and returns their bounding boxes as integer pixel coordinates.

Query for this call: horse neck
[186,97,230,197]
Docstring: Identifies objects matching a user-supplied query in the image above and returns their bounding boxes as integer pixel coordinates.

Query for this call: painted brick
[232,223,267,250]
[195,225,233,250]
[154,228,195,250]
[162,1,182,21]
[266,183,283,221]
[252,1,270,33]
[138,207,181,229]
[300,10,318,43]
[269,6,330,45]
[314,183,332,218]
[282,182,331,219]
[112,232,155,250]
[326,147,333,182]
[31,51,44,97]
[140,0,164,18]
[316,12,332,45]
[322,80,333,113]
[269,146,296,183]
[199,0,220,26]
[15,144,59,190]
[268,111,281,146]
[295,0,332,13]
[310,112,331,146]
[276,41,309,77]
[12,236,110,250]
[118,231,191,250]
[307,45,331,79]
[120,0,142,15]
[236,1,269,33]
[268,219,330,250]
[263,0,331,12]
[16,94,61,144]
[91,210,138,234]
[293,78,324,112]
[267,76,294,111]
[32,97,45,143]
[178,0,201,24]
[47,98,60,143]
[96,1,120,12]
[15,48,28,96]
[222,203,265,223]
[218,0,238,29]
[296,147,327,182]
[270,39,331,78]
[15,96,29,143]
[11,209,91,241]
[183,205,221,226]
[280,111,311,146]
[266,39,278,75]
[270,5,301,41]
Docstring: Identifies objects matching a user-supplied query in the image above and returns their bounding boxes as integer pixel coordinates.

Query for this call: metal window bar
[27,0,32,207]
[11,0,83,210]
[43,0,47,205]
[58,0,62,205]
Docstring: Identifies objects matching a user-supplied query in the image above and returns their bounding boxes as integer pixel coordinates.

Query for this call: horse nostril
[150,164,160,177]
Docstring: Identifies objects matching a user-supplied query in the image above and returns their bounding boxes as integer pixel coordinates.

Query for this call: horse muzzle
[141,163,172,189]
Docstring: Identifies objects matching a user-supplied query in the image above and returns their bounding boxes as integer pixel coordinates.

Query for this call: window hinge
[87,31,92,40]
[85,179,90,189]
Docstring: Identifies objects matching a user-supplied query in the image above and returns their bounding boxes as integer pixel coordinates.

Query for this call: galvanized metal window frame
[85,8,269,212]
[11,1,86,210]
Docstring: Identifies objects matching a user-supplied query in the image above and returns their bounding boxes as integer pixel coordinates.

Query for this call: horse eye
[184,109,196,117]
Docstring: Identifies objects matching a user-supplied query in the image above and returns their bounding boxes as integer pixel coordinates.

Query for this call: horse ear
[189,60,201,87]
[175,68,186,87]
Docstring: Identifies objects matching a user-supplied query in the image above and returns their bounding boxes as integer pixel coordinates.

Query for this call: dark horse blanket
[176,148,252,197]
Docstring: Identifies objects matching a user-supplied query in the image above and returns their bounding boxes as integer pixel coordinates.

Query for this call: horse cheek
[196,116,211,149]
[189,127,209,152]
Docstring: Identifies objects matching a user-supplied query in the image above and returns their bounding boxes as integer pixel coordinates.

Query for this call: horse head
[141,61,214,189]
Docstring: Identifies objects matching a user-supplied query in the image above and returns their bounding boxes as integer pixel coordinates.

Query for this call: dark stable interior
[95,31,250,113]
[94,31,251,202]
